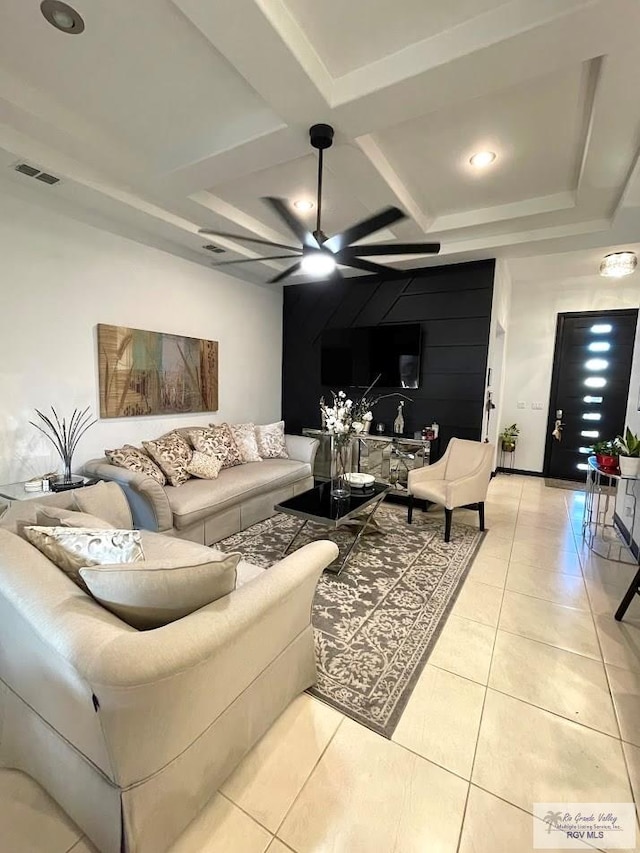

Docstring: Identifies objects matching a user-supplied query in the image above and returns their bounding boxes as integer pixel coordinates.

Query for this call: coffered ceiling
[1,0,639,284]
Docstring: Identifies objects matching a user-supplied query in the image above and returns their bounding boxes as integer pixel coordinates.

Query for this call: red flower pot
[596,453,619,471]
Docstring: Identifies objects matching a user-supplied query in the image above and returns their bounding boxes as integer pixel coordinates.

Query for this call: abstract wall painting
[97,324,218,418]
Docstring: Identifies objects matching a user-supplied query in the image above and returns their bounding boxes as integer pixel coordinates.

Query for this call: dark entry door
[544,309,638,481]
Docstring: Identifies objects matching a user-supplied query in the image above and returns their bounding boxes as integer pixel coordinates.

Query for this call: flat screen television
[320,324,421,389]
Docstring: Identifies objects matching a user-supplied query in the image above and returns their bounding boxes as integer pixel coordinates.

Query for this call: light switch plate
[517,401,526,409]
[532,402,544,410]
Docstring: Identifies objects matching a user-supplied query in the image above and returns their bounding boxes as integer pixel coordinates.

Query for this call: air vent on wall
[203,244,225,254]
[13,162,61,185]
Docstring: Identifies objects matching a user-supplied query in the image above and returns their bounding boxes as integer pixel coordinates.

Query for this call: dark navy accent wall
[282,259,495,457]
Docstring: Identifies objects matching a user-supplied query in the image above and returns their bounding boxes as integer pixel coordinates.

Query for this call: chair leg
[407,494,414,524]
[444,508,453,543]
[478,501,485,532]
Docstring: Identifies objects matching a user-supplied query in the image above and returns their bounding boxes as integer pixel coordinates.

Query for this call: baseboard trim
[496,467,544,477]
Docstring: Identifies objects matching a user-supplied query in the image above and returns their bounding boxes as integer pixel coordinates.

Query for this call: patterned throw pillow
[186,451,223,480]
[105,444,166,485]
[143,433,193,487]
[187,425,242,469]
[255,421,288,459]
[227,422,262,463]
[23,526,144,589]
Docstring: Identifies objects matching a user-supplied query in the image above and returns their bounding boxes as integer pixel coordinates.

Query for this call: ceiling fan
[199,123,441,284]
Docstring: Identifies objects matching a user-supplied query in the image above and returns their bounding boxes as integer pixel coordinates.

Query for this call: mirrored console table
[582,455,640,621]
[302,429,431,496]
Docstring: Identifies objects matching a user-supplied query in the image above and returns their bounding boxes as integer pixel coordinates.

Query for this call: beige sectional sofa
[0,482,338,853]
[84,432,318,545]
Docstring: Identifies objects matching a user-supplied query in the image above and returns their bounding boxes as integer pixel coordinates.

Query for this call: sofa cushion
[36,506,115,530]
[74,481,134,529]
[138,529,224,561]
[186,450,222,480]
[143,433,193,487]
[0,502,40,538]
[187,425,242,469]
[105,444,166,485]
[227,423,262,463]
[255,421,288,459]
[165,459,311,530]
[79,549,240,630]
[23,526,145,588]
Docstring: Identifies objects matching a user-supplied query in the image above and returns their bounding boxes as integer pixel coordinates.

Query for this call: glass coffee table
[274,481,390,575]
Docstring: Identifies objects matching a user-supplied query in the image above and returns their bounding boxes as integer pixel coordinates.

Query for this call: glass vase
[331,436,352,499]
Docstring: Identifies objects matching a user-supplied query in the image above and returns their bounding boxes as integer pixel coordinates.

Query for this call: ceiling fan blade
[324,206,407,254]
[212,255,302,266]
[198,229,301,253]
[343,258,407,277]
[263,197,318,248]
[337,241,440,257]
[269,261,303,284]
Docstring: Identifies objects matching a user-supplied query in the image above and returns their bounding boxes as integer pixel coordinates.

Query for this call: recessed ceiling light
[469,151,496,168]
[300,252,336,277]
[599,251,637,278]
[40,1,85,34]
[293,200,314,211]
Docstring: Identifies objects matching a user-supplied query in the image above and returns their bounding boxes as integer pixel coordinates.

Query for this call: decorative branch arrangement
[30,406,97,482]
[320,373,413,447]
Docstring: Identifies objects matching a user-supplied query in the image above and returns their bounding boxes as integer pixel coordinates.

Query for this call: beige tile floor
[5,475,640,852]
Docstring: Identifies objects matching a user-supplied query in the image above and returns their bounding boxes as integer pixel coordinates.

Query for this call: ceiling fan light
[300,252,336,278]
[599,251,637,278]
[469,150,496,168]
[293,200,314,211]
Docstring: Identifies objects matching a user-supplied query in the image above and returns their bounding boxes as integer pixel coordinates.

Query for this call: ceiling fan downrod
[309,123,334,244]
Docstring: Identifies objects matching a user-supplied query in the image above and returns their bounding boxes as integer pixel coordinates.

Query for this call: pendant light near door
[599,251,637,278]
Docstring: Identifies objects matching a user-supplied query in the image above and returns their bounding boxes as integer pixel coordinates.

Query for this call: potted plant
[615,427,640,477]
[499,423,520,452]
[592,440,619,472]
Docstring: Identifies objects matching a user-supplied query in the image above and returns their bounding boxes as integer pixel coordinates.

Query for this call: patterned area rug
[219,505,484,738]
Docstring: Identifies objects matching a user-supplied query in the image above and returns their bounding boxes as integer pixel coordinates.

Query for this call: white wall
[615,313,640,542]
[0,192,283,483]
[501,271,640,473]
[484,258,512,466]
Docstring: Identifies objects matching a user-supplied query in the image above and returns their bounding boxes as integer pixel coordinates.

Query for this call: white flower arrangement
[320,375,410,447]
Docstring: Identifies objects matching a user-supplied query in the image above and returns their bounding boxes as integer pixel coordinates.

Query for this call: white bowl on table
[343,472,375,489]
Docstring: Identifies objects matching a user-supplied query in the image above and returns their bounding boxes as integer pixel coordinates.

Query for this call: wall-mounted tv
[320,323,421,389]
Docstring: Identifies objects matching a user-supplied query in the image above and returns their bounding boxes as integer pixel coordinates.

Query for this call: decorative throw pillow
[36,506,115,530]
[23,526,144,589]
[187,425,242,469]
[74,481,134,529]
[79,550,241,630]
[185,451,223,480]
[105,444,166,485]
[143,432,193,487]
[228,422,262,463]
[255,421,288,459]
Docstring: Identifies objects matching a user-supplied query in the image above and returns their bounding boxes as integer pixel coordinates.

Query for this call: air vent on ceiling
[13,162,61,185]
[15,163,40,177]
[203,244,225,254]
[36,172,60,185]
